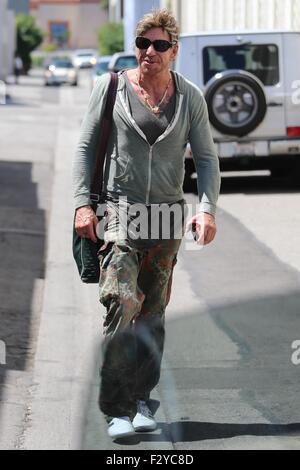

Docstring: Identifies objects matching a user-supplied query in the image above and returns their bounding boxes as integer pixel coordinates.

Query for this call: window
[203,44,279,86]
[49,22,69,47]
[115,56,138,70]
[53,59,73,69]
[96,61,110,75]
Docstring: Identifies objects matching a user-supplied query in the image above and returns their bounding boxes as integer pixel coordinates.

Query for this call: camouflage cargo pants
[98,238,181,420]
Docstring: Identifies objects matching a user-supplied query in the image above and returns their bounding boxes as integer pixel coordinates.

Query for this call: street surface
[0,69,300,450]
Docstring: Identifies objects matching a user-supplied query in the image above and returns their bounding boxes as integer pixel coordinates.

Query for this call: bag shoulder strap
[90,72,118,207]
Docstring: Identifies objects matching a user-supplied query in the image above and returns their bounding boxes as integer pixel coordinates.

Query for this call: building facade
[160,0,300,33]
[0,0,16,81]
[8,0,29,14]
[123,0,159,51]
[109,0,160,51]
[29,0,108,49]
[108,0,124,22]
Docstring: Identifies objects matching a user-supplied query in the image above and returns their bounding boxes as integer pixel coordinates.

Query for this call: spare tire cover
[204,70,267,137]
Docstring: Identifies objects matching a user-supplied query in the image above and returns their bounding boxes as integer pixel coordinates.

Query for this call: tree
[16,14,44,73]
[98,22,124,55]
[100,0,109,9]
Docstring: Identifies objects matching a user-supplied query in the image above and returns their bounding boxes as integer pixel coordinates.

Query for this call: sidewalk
[20,86,101,450]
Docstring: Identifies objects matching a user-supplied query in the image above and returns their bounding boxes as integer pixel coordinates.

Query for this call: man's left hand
[186,212,217,245]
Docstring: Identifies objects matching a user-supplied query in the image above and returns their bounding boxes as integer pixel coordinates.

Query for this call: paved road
[0,69,300,450]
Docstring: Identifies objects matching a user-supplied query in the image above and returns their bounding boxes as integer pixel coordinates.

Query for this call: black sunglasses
[135,36,177,52]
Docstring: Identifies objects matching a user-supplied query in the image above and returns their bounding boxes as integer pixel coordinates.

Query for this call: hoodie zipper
[146,146,153,205]
[119,88,184,205]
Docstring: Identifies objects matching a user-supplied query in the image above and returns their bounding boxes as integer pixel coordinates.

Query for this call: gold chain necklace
[135,73,171,114]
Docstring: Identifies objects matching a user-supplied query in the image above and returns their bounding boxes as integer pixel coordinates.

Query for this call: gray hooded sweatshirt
[73,70,221,215]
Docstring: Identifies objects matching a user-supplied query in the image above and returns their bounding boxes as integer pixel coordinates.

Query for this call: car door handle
[267,102,283,107]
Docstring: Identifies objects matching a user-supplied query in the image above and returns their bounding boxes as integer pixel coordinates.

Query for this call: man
[73,9,220,439]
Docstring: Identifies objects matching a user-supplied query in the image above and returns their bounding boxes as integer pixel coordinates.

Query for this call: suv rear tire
[205,70,267,137]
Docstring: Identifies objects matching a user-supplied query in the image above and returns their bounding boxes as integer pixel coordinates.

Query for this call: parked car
[72,49,97,69]
[108,52,138,72]
[44,57,78,86]
[91,55,112,88]
[175,31,300,188]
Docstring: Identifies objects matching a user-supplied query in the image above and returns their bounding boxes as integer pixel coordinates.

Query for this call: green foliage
[98,22,124,55]
[16,14,44,72]
[42,43,57,53]
[100,0,109,9]
[31,55,45,68]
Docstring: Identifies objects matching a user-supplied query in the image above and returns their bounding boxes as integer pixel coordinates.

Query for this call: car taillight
[287,127,300,137]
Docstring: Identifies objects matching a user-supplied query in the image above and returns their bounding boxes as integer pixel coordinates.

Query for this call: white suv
[175,31,300,187]
[108,52,138,72]
[72,49,97,68]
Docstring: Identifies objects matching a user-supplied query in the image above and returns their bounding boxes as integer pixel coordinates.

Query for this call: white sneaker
[132,401,157,432]
[107,416,135,439]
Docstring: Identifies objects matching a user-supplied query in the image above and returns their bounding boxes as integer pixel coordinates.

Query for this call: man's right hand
[75,205,98,242]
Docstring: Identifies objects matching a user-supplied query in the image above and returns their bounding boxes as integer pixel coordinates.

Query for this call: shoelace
[138,401,153,418]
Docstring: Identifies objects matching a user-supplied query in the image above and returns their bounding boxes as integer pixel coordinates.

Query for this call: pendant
[152,106,160,114]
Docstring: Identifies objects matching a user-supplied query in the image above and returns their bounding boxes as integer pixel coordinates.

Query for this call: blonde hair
[135,8,180,43]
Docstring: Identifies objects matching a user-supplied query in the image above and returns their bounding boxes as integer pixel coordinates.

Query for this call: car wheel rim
[211,80,259,128]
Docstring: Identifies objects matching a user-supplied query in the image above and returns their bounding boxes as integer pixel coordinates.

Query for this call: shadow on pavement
[220,173,300,195]
[82,288,300,449]
[168,420,300,442]
[185,173,300,196]
[0,161,46,400]
[114,421,300,445]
